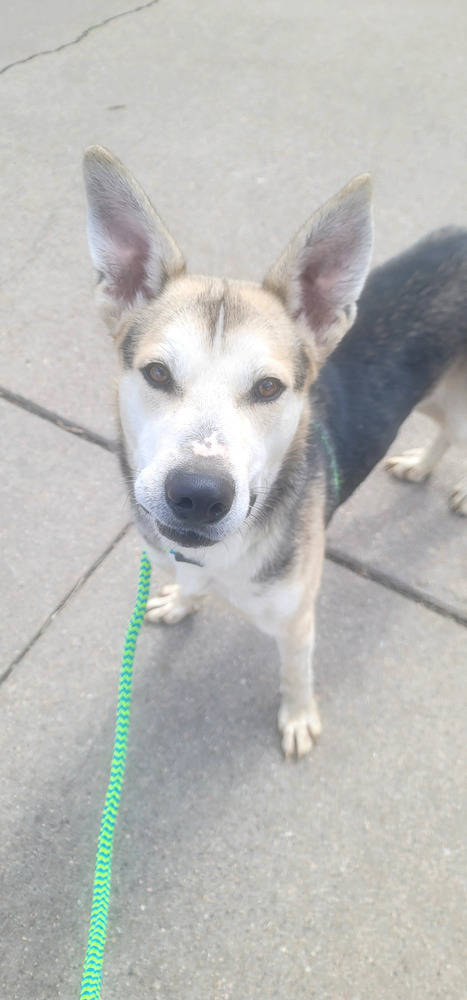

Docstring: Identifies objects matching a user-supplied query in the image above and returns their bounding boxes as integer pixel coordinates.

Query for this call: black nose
[165,469,235,526]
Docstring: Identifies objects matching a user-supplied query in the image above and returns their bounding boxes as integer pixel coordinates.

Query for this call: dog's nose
[165,469,235,525]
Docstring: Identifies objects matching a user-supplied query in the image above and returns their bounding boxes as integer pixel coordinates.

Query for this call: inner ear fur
[83,146,186,329]
[263,174,373,362]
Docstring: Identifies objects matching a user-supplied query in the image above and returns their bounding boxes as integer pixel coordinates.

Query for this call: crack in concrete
[0,0,160,76]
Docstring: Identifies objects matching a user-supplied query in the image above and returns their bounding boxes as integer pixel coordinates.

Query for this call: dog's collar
[310,419,341,507]
[168,548,204,568]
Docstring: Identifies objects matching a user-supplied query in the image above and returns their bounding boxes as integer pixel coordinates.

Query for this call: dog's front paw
[278,698,322,760]
[145,584,200,625]
[384,448,430,483]
[450,482,467,517]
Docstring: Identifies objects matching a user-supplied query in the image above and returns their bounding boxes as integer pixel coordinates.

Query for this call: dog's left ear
[263,174,373,362]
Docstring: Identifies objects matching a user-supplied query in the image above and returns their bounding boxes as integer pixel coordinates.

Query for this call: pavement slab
[0,398,127,671]
[0,530,465,1000]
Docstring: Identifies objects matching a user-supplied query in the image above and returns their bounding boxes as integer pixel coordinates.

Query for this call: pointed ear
[263,175,373,362]
[83,146,186,327]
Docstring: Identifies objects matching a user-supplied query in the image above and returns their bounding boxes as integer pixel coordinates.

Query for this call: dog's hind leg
[385,432,467,515]
[384,362,467,513]
[384,429,450,483]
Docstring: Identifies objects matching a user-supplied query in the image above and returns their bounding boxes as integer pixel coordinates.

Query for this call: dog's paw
[145,584,200,625]
[278,698,322,760]
[450,482,467,517]
[384,449,430,483]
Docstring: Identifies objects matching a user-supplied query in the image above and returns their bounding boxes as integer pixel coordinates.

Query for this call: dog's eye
[253,377,284,402]
[142,362,172,389]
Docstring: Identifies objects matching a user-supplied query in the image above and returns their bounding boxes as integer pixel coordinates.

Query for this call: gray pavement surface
[1,2,466,998]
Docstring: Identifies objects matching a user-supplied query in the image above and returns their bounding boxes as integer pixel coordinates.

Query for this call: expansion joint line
[0,385,116,452]
[0,524,131,687]
[326,546,467,628]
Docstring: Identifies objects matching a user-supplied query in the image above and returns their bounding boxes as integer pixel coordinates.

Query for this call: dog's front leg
[262,521,325,759]
[277,610,322,759]
[146,558,209,625]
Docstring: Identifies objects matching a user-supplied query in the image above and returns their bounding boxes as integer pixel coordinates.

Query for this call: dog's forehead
[121,275,295,369]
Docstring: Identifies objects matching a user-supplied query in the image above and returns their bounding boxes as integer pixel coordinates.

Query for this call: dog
[83,146,467,758]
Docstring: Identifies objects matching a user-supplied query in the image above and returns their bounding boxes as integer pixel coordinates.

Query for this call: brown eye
[254,377,284,402]
[142,362,172,389]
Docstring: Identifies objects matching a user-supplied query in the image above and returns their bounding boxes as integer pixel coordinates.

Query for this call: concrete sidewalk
[1,2,466,998]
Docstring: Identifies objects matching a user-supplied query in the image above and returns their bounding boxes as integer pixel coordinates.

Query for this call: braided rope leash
[80,550,152,1000]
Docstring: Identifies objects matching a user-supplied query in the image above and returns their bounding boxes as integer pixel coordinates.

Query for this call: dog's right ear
[83,146,186,328]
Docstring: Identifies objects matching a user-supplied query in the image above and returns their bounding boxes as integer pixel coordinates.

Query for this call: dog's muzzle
[134,461,242,549]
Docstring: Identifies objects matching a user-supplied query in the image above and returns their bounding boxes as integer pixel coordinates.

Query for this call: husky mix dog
[83,147,467,758]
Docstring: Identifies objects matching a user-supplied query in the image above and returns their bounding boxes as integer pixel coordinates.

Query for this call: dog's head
[83,148,372,554]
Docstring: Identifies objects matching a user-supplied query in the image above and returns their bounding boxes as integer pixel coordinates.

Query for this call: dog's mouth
[135,490,257,550]
[135,502,218,549]
[155,520,217,549]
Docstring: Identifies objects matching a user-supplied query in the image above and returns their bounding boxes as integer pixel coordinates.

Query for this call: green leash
[80,550,152,1000]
